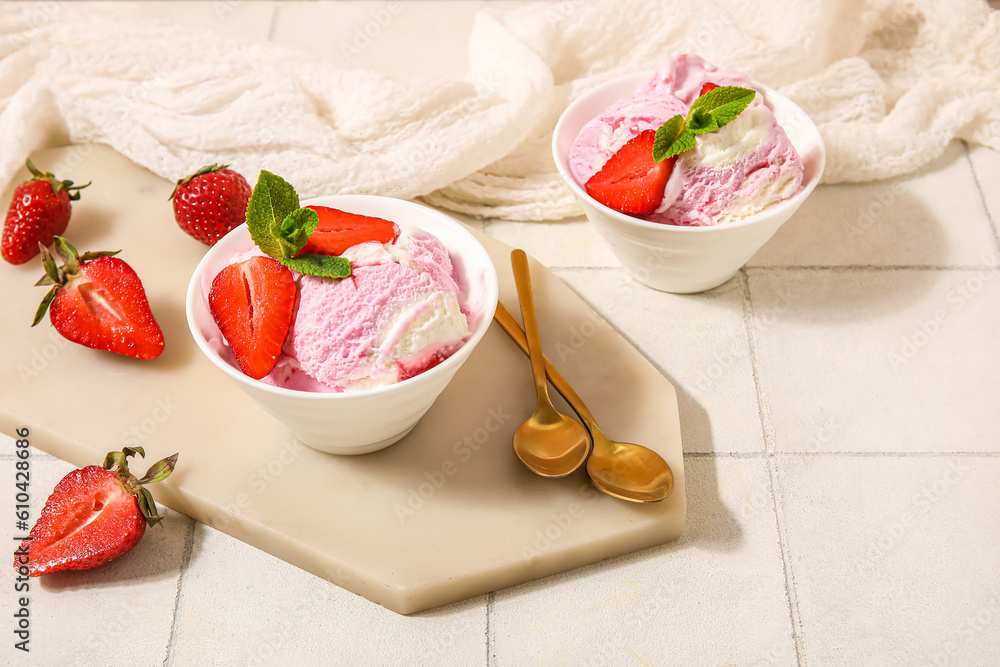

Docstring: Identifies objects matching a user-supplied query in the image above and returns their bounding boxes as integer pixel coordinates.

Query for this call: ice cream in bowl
[186,186,499,455]
[553,54,826,293]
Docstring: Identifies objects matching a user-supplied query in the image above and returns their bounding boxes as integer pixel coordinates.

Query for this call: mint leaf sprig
[245,170,350,278]
[652,86,757,163]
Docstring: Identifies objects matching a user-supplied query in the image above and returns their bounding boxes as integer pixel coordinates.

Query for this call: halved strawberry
[585,130,675,216]
[700,82,719,96]
[14,447,177,577]
[33,238,164,360]
[300,206,400,256]
[209,256,296,379]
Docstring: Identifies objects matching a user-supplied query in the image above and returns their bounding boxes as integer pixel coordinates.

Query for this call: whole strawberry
[13,447,177,577]
[2,159,89,265]
[170,163,251,246]
[34,237,165,360]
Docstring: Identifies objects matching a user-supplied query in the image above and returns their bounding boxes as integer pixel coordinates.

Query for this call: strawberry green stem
[102,446,179,527]
[25,159,90,200]
[31,236,121,326]
[169,163,230,200]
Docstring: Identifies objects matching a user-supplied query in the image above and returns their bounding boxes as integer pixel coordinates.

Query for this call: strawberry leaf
[279,254,351,278]
[32,286,57,327]
[79,250,121,262]
[122,446,145,459]
[136,486,164,527]
[54,236,79,273]
[139,453,178,484]
[689,85,756,127]
[247,170,300,258]
[38,244,60,285]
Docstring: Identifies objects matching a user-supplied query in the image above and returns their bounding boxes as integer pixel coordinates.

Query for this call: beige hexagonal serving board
[0,146,684,614]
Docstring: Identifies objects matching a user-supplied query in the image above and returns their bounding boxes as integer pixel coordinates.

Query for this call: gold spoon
[494,300,674,503]
[509,250,592,478]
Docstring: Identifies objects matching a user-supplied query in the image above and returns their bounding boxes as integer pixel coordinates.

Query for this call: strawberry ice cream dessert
[202,193,473,394]
[569,54,803,227]
[266,228,471,393]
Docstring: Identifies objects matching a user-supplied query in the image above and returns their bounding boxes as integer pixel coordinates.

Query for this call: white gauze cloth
[1,0,998,222]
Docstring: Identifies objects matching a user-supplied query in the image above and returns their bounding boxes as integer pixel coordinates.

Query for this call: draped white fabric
[2,0,997,221]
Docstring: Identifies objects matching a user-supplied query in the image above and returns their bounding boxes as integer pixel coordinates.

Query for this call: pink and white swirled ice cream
[569,55,804,226]
[209,228,471,393]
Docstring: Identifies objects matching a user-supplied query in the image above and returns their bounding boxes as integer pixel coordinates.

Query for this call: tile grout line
[962,141,1000,258]
[739,268,806,667]
[266,3,280,42]
[738,269,775,455]
[766,457,806,667]
[162,518,197,667]
[486,591,495,667]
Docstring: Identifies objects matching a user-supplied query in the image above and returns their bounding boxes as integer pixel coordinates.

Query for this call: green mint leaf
[653,115,689,162]
[271,207,318,259]
[279,254,352,279]
[687,108,719,135]
[653,121,696,161]
[689,85,756,128]
[247,170,300,258]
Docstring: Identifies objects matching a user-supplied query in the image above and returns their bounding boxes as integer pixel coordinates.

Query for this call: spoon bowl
[493,301,674,502]
[513,403,592,478]
[586,429,674,502]
[509,250,591,478]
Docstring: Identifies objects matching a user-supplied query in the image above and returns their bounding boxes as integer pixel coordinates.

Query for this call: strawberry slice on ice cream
[584,130,675,216]
[209,255,296,379]
[301,206,400,256]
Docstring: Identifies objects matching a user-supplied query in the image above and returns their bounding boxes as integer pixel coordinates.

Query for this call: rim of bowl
[551,71,827,233]
[184,195,500,400]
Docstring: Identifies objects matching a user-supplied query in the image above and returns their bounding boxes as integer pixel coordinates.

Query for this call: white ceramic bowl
[186,195,499,455]
[553,73,826,294]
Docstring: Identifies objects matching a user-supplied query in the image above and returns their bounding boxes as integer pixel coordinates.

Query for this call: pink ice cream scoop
[259,229,471,393]
[569,54,804,227]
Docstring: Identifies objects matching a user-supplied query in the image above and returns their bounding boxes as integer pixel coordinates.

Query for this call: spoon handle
[493,299,600,433]
[510,250,553,407]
